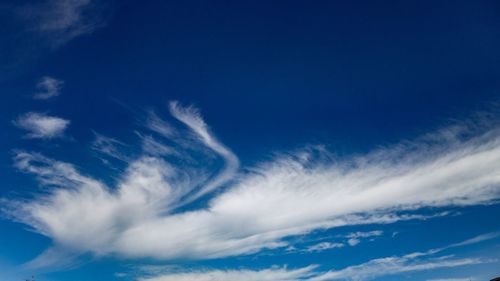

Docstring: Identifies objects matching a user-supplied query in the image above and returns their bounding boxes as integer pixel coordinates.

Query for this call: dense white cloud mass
[13,112,69,139]
[5,103,500,266]
[33,76,64,100]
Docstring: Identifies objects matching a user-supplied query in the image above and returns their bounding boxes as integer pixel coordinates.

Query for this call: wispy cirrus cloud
[305,242,344,253]
[308,232,499,281]
[33,76,64,100]
[427,277,477,281]
[168,101,240,204]
[309,256,483,281]
[137,233,497,281]
[18,0,108,47]
[91,132,130,162]
[13,112,70,139]
[140,266,318,281]
[4,102,500,267]
[139,257,479,281]
[345,230,383,246]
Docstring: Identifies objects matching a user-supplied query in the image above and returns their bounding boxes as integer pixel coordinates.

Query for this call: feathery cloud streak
[141,266,318,281]
[139,233,497,281]
[18,0,107,47]
[5,103,500,265]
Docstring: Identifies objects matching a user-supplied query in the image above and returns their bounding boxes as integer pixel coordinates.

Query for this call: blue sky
[1,0,500,280]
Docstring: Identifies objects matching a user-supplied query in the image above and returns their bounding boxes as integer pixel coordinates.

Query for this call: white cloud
[347,239,360,247]
[145,111,176,139]
[91,132,130,162]
[5,103,500,266]
[140,266,318,281]
[309,232,499,281]
[309,256,483,281]
[306,242,344,253]
[33,76,63,100]
[446,232,500,248]
[135,234,495,281]
[345,230,383,247]
[13,112,69,139]
[345,231,383,239]
[139,134,176,157]
[168,101,239,204]
[427,278,475,281]
[138,257,480,281]
[19,0,107,46]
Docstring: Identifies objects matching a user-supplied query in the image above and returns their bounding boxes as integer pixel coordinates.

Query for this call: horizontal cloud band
[5,103,500,266]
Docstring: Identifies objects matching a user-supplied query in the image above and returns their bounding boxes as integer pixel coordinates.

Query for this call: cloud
[91,132,130,162]
[145,111,176,139]
[5,103,500,266]
[138,234,494,281]
[168,101,240,204]
[446,232,500,248]
[309,232,499,281]
[305,242,344,253]
[427,278,475,281]
[346,239,360,247]
[140,266,318,281]
[309,256,483,281]
[33,76,63,100]
[138,257,480,281]
[18,0,107,47]
[345,230,383,239]
[13,112,70,139]
[139,134,176,157]
[345,230,383,247]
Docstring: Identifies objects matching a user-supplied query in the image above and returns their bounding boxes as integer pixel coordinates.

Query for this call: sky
[1,0,500,280]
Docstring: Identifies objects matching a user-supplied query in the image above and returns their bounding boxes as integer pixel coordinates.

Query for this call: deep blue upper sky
[1,1,500,281]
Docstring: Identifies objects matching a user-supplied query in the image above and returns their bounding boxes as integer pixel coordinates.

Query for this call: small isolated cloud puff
[347,239,360,246]
[13,112,70,139]
[33,76,63,100]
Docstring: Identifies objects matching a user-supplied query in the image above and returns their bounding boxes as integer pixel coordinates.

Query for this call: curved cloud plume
[168,101,239,204]
[4,103,500,266]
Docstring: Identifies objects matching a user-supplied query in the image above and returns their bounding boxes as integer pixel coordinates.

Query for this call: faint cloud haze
[18,0,108,47]
[33,76,64,100]
[13,112,70,139]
